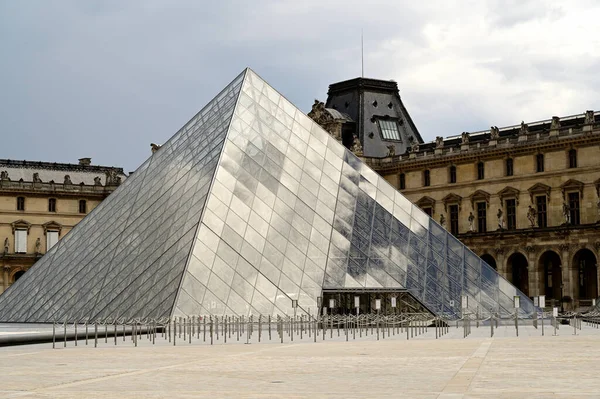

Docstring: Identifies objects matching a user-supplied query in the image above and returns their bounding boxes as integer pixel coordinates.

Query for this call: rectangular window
[79,199,87,214]
[48,198,57,212]
[477,162,484,180]
[47,231,59,251]
[536,153,544,172]
[422,207,433,217]
[449,205,459,236]
[477,202,487,233]
[506,158,513,177]
[17,196,25,211]
[423,170,430,187]
[449,166,456,183]
[399,173,405,190]
[15,229,27,253]
[536,195,547,228]
[568,192,580,225]
[378,119,402,141]
[506,199,516,230]
[568,149,577,168]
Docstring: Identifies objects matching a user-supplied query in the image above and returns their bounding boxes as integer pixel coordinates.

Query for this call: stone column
[526,246,538,297]
[495,248,506,278]
[559,244,571,310]
[2,265,9,292]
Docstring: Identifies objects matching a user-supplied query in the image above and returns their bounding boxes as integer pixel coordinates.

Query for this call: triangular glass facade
[0,69,535,322]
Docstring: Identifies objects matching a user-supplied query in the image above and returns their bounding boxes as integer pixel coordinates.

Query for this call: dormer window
[377,118,402,141]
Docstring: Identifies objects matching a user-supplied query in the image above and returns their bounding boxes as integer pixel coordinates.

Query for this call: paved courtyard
[1,324,600,398]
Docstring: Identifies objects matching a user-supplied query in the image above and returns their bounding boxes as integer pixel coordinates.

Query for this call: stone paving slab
[1,326,599,398]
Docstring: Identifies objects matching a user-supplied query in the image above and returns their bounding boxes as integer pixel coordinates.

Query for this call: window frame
[535,195,548,228]
[505,198,517,230]
[476,201,487,233]
[568,149,577,169]
[477,161,485,180]
[79,199,87,214]
[449,165,457,184]
[536,153,545,173]
[48,198,57,213]
[14,229,27,254]
[16,196,25,211]
[46,230,59,251]
[449,204,459,236]
[376,118,403,142]
[505,158,513,177]
[568,191,581,225]
[423,170,431,187]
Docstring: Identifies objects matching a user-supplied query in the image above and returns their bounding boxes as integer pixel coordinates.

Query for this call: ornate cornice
[363,129,600,174]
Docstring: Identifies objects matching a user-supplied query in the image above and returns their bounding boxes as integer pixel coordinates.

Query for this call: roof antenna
[361,29,364,78]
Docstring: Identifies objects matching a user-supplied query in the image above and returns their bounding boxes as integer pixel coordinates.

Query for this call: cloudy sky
[1,0,599,172]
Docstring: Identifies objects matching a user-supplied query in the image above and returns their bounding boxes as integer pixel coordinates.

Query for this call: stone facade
[362,112,600,309]
[0,158,126,293]
[311,82,599,310]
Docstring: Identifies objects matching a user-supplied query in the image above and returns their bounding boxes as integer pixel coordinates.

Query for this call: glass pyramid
[0,69,535,322]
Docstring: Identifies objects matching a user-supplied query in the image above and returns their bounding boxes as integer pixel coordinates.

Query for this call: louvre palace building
[310,77,600,310]
[0,159,126,294]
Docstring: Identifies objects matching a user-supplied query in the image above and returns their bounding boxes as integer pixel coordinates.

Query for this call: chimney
[78,158,92,166]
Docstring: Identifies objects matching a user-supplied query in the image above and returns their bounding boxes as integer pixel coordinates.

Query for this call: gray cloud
[1,0,599,172]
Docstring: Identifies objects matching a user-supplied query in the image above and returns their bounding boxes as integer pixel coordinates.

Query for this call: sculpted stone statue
[105,169,122,186]
[519,121,529,135]
[94,176,102,186]
[490,126,500,140]
[527,205,536,228]
[497,208,505,229]
[33,173,42,183]
[386,144,396,157]
[3,238,8,254]
[562,202,570,224]
[150,143,162,154]
[468,212,475,232]
[410,142,420,153]
[461,132,470,145]
[550,116,561,130]
[435,136,444,149]
[0,171,8,181]
[35,238,41,254]
[63,175,72,185]
[350,135,363,156]
[584,110,595,125]
[439,214,446,229]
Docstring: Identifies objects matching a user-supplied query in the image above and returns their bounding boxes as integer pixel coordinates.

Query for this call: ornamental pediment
[442,193,462,212]
[498,186,520,204]
[416,196,436,207]
[11,219,31,233]
[469,190,490,208]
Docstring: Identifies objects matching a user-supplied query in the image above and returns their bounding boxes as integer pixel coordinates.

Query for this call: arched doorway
[573,249,598,300]
[507,253,529,296]
[539,251,562,300]
[481,254,497,270]
[13,270,25,282]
